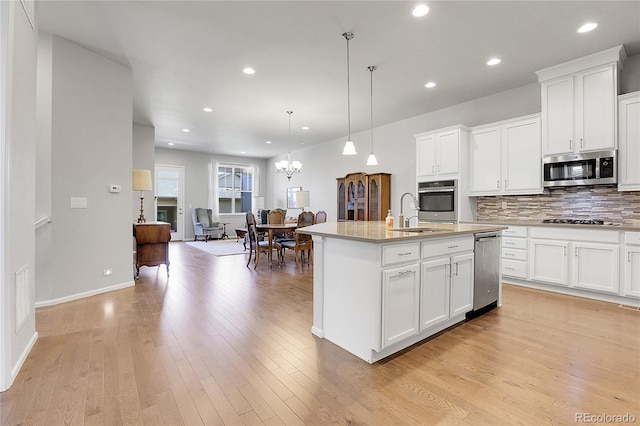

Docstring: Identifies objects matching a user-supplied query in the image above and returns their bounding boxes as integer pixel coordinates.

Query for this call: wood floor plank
[3,241,637,425]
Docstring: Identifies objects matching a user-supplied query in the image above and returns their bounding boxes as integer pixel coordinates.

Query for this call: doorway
[155,164,185,241]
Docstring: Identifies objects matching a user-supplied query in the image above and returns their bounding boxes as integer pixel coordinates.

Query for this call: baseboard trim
[35,280,135,308]
[5,331,38,391]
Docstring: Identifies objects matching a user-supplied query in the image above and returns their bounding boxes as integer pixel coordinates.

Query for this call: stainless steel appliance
[418,180,457,222]
[471,231,501,313]
[543,149,617,188]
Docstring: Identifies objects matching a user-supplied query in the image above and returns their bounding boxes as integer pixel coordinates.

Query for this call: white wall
[0,0,38,391]
[36,35,134,306]
[155,148,269,239]
[132,124,155,222]
[269,82,542,221]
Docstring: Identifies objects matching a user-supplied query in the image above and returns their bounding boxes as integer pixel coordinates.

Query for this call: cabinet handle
[398,252,413,257]
[575,247,578,257]
[569,139,572,150]
[437,165,441,172]
[395,270,415,277]
[629,252,632,262]
[504,252,515,256]
[496,180,500,189]
[446,263,451,278]
[505,266,515,271]
[432,165,435,173]
[454,262,459,276]
[580,138,583,149]
[447,245,459,249]
[505,241,515,245]
[504,180,508,188]
[563,246,567,256]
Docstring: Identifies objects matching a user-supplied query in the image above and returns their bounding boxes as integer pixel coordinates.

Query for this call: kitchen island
[297,221,507,363]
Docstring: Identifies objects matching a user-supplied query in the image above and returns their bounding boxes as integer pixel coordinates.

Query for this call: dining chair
[245,212,271,268]
[315,210,327,224]
[277,211,315,266]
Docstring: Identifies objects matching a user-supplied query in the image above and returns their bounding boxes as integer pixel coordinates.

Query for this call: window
[217,165,253,214]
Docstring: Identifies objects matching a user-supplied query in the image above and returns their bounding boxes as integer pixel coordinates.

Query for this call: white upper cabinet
[536,45,626,156]
[618,91,640,191]
[469,114,541,196]
[415,125,468,181]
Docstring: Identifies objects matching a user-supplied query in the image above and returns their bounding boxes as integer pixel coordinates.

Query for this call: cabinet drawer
[502,237,527,250]
[382,243,420,266]
[421,236,473,259]
[626,232,640,245]
[502,248,527,261]
[502,226,528,238]
[503,259,528,279]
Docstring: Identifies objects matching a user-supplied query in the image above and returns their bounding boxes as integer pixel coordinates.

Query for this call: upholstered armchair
[192,208,224,241]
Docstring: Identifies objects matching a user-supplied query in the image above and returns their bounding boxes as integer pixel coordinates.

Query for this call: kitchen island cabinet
[297,221,505,363]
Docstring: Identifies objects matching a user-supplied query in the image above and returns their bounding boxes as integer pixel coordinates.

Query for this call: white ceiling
[36,1,640,158]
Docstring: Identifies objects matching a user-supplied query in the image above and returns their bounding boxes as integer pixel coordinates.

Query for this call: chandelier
[275,110,302,180]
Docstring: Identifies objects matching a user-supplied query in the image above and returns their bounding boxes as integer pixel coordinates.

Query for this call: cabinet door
[437,130,460,175]
[572,243,619,294]
[450,252,474,317]
[624,247,640,298]
[416,135,437,177]
[530,239,569,286]
[382,264,419,348]
[470,126,501,193]
[618,93,640,190]
[576,65,616,152]
[503,118,542,193]
[542,76,574,155]
[420,258,450,330]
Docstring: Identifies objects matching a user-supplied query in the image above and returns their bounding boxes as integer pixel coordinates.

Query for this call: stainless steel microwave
[418,180,457,222]
[543,150,617,188]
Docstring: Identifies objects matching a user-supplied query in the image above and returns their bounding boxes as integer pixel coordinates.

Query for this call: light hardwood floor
[1,241,639,425]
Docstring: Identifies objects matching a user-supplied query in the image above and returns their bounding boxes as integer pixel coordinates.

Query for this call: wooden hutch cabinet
[337,172,391,221]
[133,222,171,278]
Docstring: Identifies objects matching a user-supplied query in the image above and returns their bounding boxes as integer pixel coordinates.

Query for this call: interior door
[155,164,185,241]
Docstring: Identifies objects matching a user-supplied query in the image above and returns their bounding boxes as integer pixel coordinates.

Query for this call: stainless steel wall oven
[418,180,457,222]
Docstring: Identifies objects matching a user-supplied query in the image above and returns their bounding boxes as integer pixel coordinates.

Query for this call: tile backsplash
[476,186,640,226]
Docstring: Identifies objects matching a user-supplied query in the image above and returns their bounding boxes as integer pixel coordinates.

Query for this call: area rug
[185,240,247,256]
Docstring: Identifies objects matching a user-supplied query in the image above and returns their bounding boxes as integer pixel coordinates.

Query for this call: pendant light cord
[369,66,374,152]
[346,37,351,140]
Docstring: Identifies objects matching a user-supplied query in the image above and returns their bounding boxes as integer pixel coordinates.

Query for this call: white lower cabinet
[624,232,640,298]
[382,264,420,348]
[572,242,619,293]
[420,238,474,331]
[530,239,570,286]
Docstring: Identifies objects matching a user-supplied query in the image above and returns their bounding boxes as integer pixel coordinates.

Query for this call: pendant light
[341,32,357,155]
[275,110,302,180]
[366,65,378,166]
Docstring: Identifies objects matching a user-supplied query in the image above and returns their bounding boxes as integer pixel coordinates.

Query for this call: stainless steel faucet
[400,192,419,227]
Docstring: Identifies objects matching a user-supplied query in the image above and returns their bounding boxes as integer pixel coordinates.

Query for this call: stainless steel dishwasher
[471,231,501,313]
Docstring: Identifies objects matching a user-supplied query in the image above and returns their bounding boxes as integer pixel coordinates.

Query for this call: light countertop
[466,219,640,232]
[297,221,507,243]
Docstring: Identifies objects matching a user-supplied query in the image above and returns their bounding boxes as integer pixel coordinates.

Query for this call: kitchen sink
[391,227,447,233]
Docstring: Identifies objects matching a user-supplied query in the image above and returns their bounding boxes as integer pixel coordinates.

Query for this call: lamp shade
[253,196,265,210]
[295,190,310,208]
[132,169,152,191]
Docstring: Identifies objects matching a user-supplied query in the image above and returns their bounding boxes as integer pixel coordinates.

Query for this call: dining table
[255,222,298,267]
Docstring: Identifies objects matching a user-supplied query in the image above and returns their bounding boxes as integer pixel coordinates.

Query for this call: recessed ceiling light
[577,22,598,33]
[487,58,502,66]
[266,141,272,144]
[243,67,255,75]
[302,126,309,130]
[168,142,175,146]
[182,128,190,132]
[412,4,429,17]
[203,107,213,112]
[425,81,436,88]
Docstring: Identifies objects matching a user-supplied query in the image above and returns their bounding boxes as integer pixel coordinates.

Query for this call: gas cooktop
[541,218,605,225]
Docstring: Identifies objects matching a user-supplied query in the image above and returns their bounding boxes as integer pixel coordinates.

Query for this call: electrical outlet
[103,268,113,276]
[501,201,507,209]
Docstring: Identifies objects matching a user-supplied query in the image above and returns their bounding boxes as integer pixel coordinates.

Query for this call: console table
[133,222,171,278]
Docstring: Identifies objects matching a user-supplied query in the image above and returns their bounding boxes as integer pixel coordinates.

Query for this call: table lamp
[132,169,152,223]
[295,190,310,211]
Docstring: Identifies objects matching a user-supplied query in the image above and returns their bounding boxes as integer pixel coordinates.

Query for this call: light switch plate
[70,197,88,209]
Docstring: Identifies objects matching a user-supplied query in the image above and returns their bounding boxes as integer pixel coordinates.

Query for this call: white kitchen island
[297,221,507,363]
